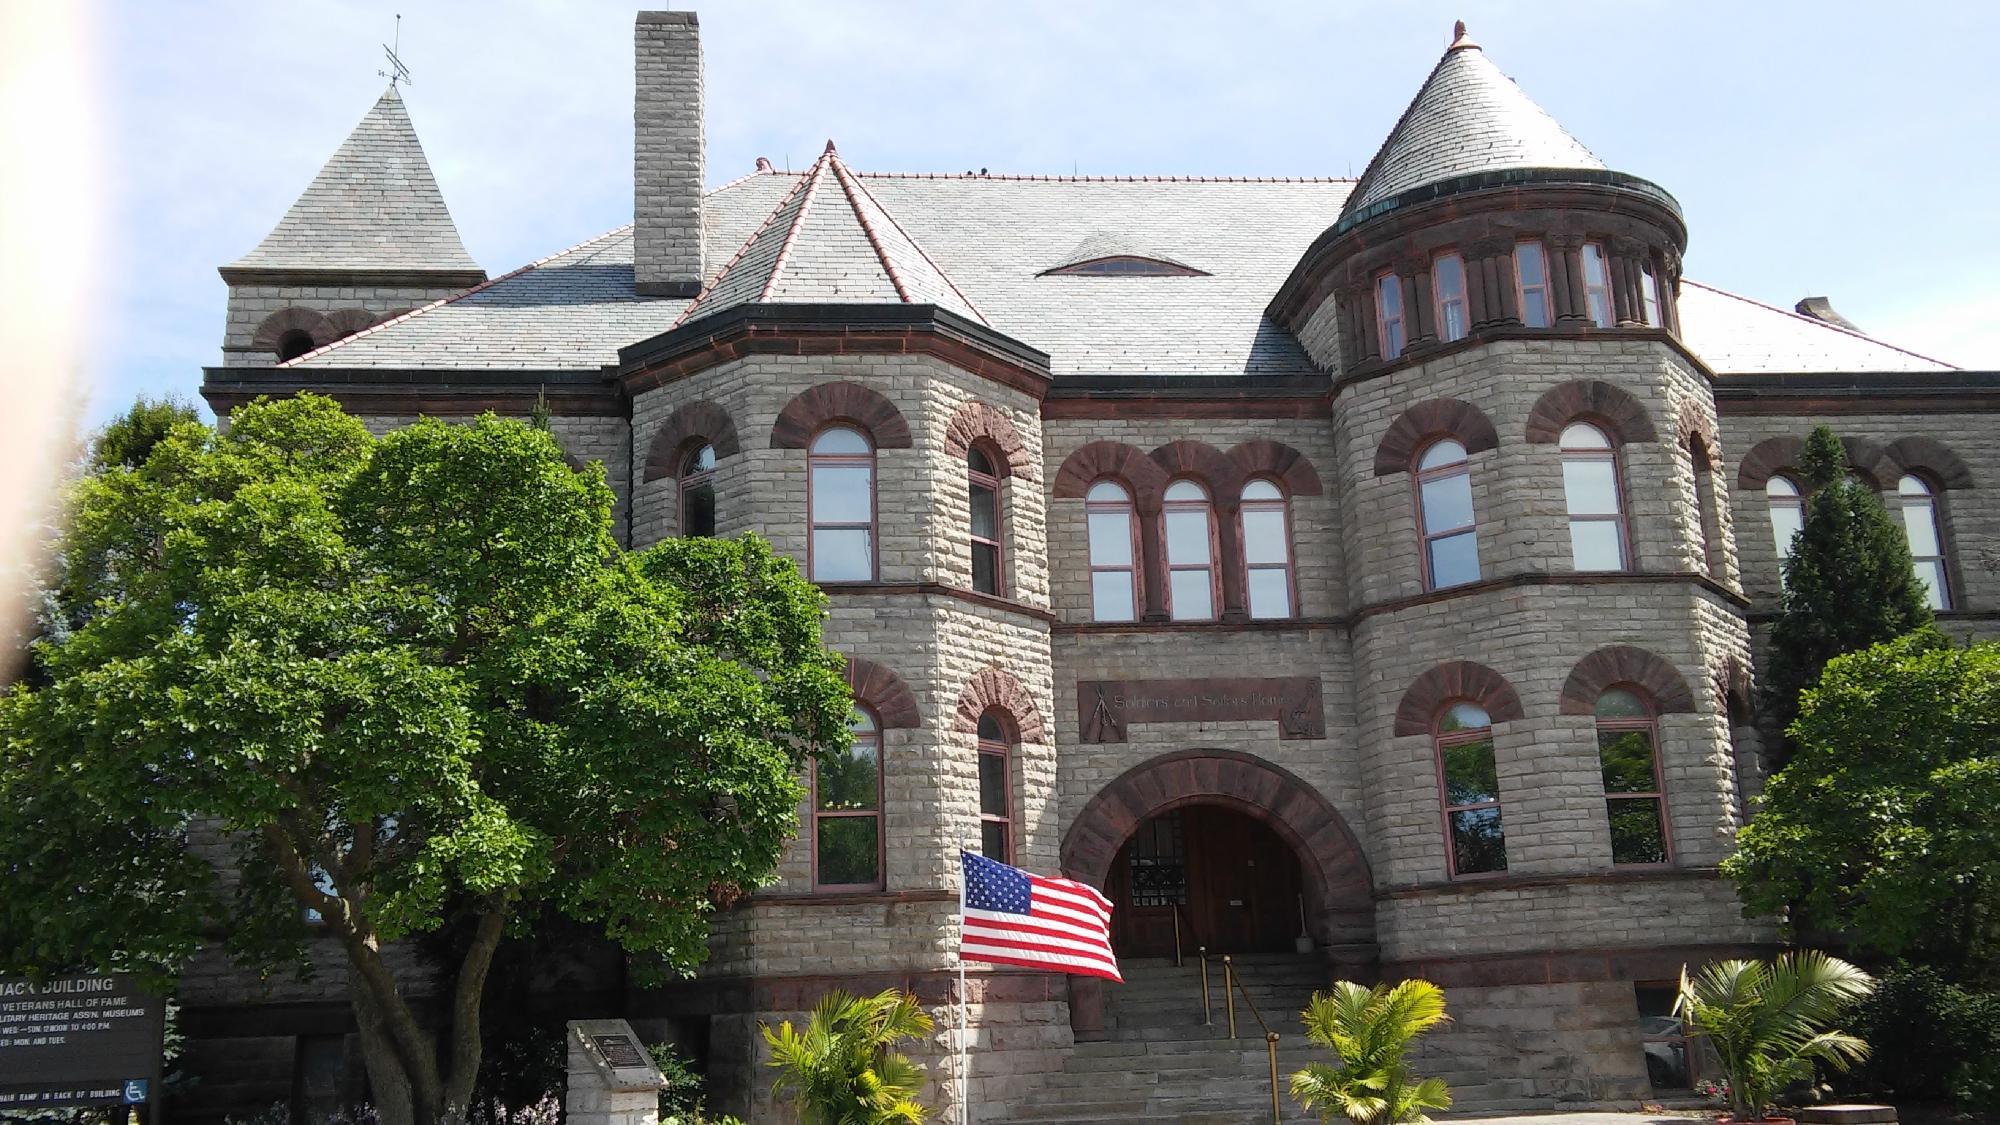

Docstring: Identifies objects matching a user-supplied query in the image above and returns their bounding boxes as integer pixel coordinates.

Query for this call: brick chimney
[633,11,705,297]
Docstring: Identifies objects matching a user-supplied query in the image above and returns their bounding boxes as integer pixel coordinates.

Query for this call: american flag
[959,850,1121,982]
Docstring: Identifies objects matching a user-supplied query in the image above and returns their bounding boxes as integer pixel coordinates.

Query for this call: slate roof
[229,86,482,275]
[1342,28,1605,217]
[285,170,1954,380]
[677,143,985,326]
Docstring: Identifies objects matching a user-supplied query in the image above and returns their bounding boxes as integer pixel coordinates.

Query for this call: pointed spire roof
[1341,23,1605,218]
[227,86,483,277]
[677,142,986,326]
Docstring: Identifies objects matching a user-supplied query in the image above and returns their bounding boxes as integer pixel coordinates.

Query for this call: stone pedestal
[566,1019,665,1125]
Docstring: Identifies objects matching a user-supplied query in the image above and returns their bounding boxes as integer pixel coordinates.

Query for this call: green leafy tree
[1674,952,1873,1121]
[0,395,854,1125]
[1289,979,1452,1125]
[761,989,934,1124]
[1762,425,1931,754]
[1727,632,2000,980]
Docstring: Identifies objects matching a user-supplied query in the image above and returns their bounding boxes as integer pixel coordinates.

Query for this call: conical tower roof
[1342,24,1605,218]
[677,142,985,326]
[228,86,482,276]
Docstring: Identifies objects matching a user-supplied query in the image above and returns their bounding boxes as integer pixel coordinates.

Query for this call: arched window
[968,447,1003,596]
[1514,241,1552,328]
[809,426,875,581]
[680,443,716,538]
[1596,688,1670,866]
[1765,475,1804,567]
[1376,272,1406,358]
[1435,702,1506,877]
[1581,242,1613,328]
[976,711,1013,862]
[1163,480,1216,621]
[1560,422,1627,571]
[1085,481,1139,622]
[814,708,883,890]
[1898,474,1951,610]
[1415,439,1480,590]
[1240,478,1294,619]
[276,329,315,362]
[1432,252,1469,343]
[1689,436,1719,577]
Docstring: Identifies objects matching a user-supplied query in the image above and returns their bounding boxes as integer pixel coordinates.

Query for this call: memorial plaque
[0,973,165,1111]
[1077,676,1326,743]
[590,1033,647,1070]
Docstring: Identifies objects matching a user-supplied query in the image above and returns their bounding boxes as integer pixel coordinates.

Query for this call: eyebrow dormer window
[1041,255,1208,277]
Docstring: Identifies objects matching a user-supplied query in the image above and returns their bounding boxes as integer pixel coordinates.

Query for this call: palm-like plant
[1290,979,1453,1125]
[1674,952,1875,1122]
[761,988,935,1124]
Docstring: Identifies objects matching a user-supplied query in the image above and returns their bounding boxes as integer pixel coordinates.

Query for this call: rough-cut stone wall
[221,282,462,366]
[1411,980,1653,1109]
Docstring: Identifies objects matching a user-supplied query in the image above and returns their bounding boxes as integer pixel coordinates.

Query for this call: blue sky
[93,0,1999,424]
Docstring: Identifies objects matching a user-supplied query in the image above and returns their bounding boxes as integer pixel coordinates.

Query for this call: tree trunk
[437,908,508,1125]
[350,975,419,1125]
[339,934,446,1125]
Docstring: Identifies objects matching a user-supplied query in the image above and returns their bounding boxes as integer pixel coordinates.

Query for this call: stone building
[192,12,1998,1124]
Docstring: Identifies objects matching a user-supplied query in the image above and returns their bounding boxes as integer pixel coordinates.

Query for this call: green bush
[1850,965,2000,1109]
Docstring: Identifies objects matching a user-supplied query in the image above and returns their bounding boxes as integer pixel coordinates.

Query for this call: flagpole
[958,849,971,1125]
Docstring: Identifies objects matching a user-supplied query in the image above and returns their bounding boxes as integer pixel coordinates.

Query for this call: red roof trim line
[827,148,913,304]
[850,171,1355,184]
[276,225,636,368]
[831,152,989,324]
[1679,279,1958,370]
[759,148,832,303]
[669,155,820,330]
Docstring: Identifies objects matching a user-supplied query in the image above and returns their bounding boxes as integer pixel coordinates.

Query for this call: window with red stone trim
[1415,438,1479,590]
[1514,241,1552,328]
[1433,252,1469,342]
[1560,422,1628,572]
[1240,478,1295,619]
[810,426,875,581]
[1376,272,1406,358]
[1581,242,1614,328]
[1898,473,1951,610]
[968,446,1004,596]
[1162,479,1217,620]
[814,708,883,891]
[680,443,717,537]
[976,710,1013,863]
[1597,687,1671,866]
[1435,701,1506,877]
[1086,480,1139,622]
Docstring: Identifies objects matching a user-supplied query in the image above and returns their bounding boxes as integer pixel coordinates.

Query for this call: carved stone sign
[0,973,165,1111]
[1077,677,1326,743]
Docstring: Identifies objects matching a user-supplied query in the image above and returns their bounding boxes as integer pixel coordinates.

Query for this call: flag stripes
[958,850,1122,982]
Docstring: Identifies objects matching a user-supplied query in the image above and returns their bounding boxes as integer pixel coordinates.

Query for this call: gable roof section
[228,86,482,276]
[1343,29,1604,217]
[1676,281,1956,375]
[675,143,985,326]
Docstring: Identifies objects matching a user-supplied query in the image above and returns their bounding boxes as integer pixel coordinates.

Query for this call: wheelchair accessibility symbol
[122,1080,149,1104]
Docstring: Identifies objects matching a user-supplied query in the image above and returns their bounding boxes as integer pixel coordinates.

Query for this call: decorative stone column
[566,1020,664,1125]
[1551,236,1589,325]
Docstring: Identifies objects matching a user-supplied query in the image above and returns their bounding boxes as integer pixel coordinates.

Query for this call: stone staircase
[996,954,1329,1124]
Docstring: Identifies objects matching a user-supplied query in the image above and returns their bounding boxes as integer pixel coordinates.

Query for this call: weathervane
[379,13,412,88]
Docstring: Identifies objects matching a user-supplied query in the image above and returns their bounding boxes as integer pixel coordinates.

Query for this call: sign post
[0,973,166,1119]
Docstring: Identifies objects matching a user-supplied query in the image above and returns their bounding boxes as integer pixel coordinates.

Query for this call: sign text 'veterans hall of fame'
[0,974,166,1111]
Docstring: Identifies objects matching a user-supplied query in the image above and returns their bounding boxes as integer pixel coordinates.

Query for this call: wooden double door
[1106,806,1304,958]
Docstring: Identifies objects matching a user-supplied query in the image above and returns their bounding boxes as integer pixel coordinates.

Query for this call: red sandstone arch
[643,400,742,482]
[1392,661,1525,737]
[770,381,912,450]
[844,655,920,729]
[950,665,1044,743]
[1149,439,1243,506]
[1737,434,1899,491]
[322,308,380,340]
[1885,436,1974,490]
[1676,402,1721,469]
[1227,440,1325,496]
[1052,441,1170,511]
[1559,645,1697,715]
[942,402,1032,478]
[250,306,331,351]
[1060,749,1375,934]
[1524,379,1660,446]
[1373,398,1499,476]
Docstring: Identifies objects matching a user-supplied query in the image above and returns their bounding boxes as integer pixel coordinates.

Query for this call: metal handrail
[1222,955,1284,1125]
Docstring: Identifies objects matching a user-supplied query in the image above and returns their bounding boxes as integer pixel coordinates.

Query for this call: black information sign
[0,973,165,1111]
[590,1034,647,1070]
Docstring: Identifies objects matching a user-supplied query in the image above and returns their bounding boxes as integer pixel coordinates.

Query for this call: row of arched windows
[810,705,1020,892]
[1083,476,1298,622]
[1430,684,1672,879]
[1764,471,1954,609]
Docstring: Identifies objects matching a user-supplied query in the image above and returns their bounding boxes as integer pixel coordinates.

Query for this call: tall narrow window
[1436,702,1506,877]
[1640,262,1663,327]
[1515,241,1552,328]
[1596,688,1670,865]
[680,443,717,537]
[1898,474,1951,610]
[976,711,1013,863]
[1433,253,1469,342]
[1690,438,1719,578]
[1163,480,1216,620]
[810,427,875,581]
[968,447,1003,595]
[1581,243,1614,328]
[814,708,883,890]
[1766,475,1805,567]
[1416,439,1479,590]
[1561,422,1627,571]
[1376,272,1406,358]
[1086,481,1138,622]
[1240,479,1294,619]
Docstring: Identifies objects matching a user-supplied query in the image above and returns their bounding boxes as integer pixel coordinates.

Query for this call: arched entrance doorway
[1107,806,1304,957]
